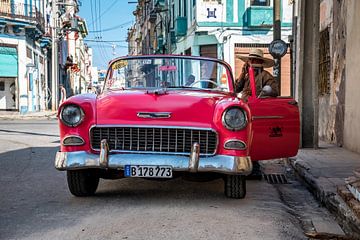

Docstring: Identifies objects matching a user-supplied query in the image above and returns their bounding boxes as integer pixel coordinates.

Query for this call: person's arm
[235,62,249,93]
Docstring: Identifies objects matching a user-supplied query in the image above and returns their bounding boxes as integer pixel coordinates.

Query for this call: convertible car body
[55,55,300,199]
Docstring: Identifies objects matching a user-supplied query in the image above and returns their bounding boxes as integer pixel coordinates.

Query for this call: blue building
[0,0,51,112]
[150,0,293,96]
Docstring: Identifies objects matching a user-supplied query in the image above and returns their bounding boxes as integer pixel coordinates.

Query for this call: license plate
[124,165,173,178]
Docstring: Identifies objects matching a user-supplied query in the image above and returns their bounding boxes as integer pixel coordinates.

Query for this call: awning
[0,46,18,77]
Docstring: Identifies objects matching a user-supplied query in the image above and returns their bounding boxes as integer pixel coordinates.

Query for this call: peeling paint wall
[344,0,360,153]
[318,0,346,147]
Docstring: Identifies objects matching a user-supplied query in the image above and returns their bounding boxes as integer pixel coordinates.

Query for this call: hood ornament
[137,112,172,119]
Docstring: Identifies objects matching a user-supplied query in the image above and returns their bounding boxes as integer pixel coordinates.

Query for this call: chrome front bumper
[55,141,253,175]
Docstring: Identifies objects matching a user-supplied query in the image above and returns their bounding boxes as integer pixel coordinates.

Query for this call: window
[251,0,270,6]
[184,0,187,17]
[26,47,32,59]
[171,3,175,28]
[0,81,4,91]
[319,28,330,95]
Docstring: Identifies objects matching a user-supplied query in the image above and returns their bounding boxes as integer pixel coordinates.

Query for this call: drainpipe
[273,0,281,94]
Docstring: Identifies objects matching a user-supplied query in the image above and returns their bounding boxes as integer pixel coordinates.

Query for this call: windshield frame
[103,55,235,93]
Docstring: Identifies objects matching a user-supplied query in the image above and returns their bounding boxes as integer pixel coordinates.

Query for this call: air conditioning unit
[155,0,165,7]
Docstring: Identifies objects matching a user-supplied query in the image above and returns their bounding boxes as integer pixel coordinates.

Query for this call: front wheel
[67,170,99,197]
[224,175,246,199]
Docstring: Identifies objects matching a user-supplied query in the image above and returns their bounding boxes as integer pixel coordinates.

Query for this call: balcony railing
[0,2,45,33]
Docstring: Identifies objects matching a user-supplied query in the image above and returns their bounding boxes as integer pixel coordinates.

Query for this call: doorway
[0,77,16,110]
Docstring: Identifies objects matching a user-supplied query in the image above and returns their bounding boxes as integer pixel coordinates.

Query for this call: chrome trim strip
[89,125,219,156]
[252,116,284,120]
[223,139,247,150]
[55,151,253,175]
[137,112,172,119]
[62,135,85,146]
[90,150,215,157]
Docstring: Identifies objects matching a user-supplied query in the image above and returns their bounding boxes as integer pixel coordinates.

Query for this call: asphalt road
[0,120,344,240]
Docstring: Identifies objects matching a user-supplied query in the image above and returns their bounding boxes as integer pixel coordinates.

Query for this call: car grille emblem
[137,112,172,119]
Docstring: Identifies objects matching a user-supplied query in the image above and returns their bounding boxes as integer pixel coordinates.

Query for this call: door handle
[288,100,298,106]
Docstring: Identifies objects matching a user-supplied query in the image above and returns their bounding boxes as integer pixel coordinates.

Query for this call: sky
[79,0,137,70]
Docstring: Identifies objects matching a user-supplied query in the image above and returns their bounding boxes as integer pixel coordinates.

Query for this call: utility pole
[51,0,59,111]
[273,0,281,93]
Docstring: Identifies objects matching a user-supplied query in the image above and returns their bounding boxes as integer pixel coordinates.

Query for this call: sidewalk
[0,110,57,120]
[290,142,360,237]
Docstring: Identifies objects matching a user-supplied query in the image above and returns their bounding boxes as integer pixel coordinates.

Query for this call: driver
[235,49,279,98]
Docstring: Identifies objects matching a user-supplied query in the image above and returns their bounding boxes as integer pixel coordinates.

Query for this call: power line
[90,0,107,65]
[88,21,133,33]
[96,0,111,62]
[85,39,127,43]
[87,0,119,28]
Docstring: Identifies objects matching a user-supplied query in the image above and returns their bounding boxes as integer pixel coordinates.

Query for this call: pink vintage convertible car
[55,55,299,199]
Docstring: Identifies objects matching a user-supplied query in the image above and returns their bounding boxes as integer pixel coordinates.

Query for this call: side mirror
[259,85,272,98]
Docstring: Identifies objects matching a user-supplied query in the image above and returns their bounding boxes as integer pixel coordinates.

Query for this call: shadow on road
[0,129,59,137]
[0,146,257,239]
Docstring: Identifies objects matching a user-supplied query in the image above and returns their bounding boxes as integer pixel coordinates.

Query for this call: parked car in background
[55,55,300,199]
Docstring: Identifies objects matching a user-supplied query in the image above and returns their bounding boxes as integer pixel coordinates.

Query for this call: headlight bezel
[222,107,248,131]
[60,104,85,127]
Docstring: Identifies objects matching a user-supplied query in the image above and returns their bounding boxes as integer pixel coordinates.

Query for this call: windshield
[105,56,233,92]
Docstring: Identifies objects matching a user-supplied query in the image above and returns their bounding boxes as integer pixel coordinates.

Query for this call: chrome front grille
[90,126,217,155]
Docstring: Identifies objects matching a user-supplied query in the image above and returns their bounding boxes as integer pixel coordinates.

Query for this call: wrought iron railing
[0,2,45,33]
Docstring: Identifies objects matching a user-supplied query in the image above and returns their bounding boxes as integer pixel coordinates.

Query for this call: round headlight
[60,105,84,127]
[222,107,247,131]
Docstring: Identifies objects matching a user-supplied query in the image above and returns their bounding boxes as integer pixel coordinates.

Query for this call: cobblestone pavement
[0,120,346,240]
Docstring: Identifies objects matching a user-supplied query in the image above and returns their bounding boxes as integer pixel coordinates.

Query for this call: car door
[247,97,300,161]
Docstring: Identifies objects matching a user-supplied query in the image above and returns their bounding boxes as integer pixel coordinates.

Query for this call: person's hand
[242,61,250,73]
[240,88,252,101]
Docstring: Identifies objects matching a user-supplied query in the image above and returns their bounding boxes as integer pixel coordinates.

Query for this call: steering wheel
[189,80,220,89]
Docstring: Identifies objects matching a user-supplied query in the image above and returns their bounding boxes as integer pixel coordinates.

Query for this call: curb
[0,114,57,120]
[289,158,360,238]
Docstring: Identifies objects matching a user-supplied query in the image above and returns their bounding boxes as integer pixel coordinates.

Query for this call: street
[0,120,344,240]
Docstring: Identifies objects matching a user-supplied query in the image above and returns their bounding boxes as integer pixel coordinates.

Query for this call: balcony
[0,2,45,33]
[246,6,273,28]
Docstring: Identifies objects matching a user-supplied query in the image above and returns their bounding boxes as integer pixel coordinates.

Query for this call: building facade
[306,0,360,154]
[0,0,51,113]
[129,0,293,96]
[0,0,91,112]
[57,0,91,98]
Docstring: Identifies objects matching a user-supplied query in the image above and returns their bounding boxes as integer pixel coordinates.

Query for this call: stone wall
[318,0,346,147]
[344,0,360,153]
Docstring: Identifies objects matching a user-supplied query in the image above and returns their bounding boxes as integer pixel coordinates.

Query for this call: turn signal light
[63,136,85,146]
[224,140,247,150]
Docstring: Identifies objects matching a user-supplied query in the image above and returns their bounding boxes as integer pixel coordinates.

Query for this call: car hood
[96,89,233,128]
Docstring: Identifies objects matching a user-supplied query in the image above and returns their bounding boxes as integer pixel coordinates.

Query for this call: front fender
[212,97,252,156]
[58,93,97,152]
